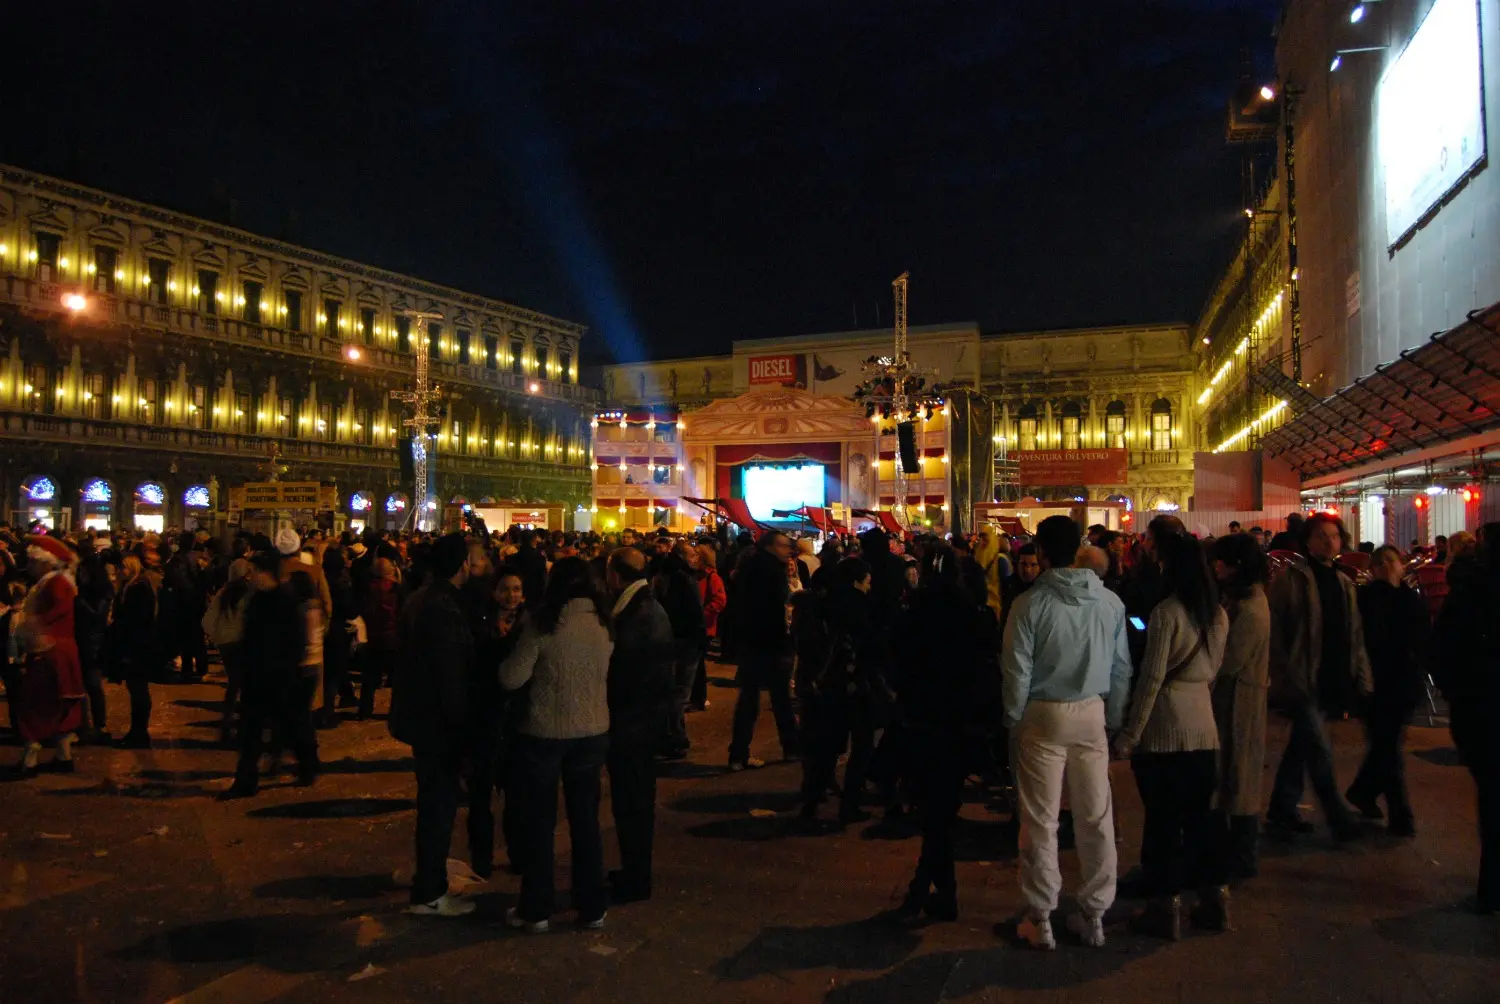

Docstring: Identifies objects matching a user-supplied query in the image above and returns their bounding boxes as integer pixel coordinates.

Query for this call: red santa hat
[26,534,77,568]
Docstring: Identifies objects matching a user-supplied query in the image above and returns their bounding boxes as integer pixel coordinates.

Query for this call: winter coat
[733,548,792,655]
[239,585,306,704]
[607,586,674,747]
[1213,585,1271,817]
[502,596,613,740]
[363,578,401,652]
[654,555,705,643]
[895,584,998,729]
[1122,596,1229,753]
[1268,558,1373,710]
[698,567,727,638]
[1356,579,1428,711]
[391,577,474,753]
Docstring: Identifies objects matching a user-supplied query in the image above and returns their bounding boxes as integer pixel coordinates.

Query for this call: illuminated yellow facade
[0,164,596,530]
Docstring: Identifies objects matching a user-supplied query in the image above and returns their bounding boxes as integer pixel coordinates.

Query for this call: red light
[1462,487,1480,503]
[1414,496,1426,509]
[1121,512,1133,524]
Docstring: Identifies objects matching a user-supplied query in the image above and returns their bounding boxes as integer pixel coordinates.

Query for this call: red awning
[625,498,650,508]
[878,450,896,461]
[922,447,945,457]
[770,506,836,531]
[681,496,767,536]
[878,495,895,505]
[595,455,621,466]
[626,456,650,466]
[923,494,945,504]
[596,498,621,508]
[852,507,906,537]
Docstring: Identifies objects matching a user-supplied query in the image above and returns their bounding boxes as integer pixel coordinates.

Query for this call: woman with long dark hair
[1115,532,1229,938]
[1209,533,1271,880]
[500,556,615,932]
[892,543,998,923]
[1434,522,1500,914]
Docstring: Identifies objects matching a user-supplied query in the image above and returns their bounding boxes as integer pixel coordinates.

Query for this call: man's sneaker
[578,911,607,930]
[1066,911,1106,947]
[1017,913,1056,951]
[406,894,476,918]
[727,757,766,772]
[1265,810,1315,836]
[505,907,550,933]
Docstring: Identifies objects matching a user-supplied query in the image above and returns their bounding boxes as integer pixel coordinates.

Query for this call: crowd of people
[1,508,1496,938]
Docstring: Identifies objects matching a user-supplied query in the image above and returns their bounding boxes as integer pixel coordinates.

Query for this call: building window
[532,343,545,374]
[484,335,498,371]
[1150,399,1173,451]
[323,298,340,336]
[1106,400,1127,449]
[1061,401,1082,451]
[233,391,252,432]
[452,420,465,454]
[92,246,118,293]
[139,379,158,423]
[457,329,472,365]
[192,385,208,429]
[278,396,295,435]
[427,322,442,360]
[395,316,411,353]
[25,365,49,413]
[653,464,671,485]
[183,485,211,509]
[1018,404,1038,452]
[34,232,60,281]
[510,338,525,375]
[285,289,304,332]
[83,373,105,418]
[197,269,219,315]
[243,280,263,323]
[318,403,334,439]
[558,350,572,382]
[360,308,375,345]
[147,259,170,304]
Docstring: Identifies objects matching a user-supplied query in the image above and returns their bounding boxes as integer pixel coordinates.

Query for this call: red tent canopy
[682,496,767,536]
[770,505,836,532]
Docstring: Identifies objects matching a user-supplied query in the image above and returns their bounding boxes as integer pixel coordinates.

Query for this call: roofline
[0,162,587,337]
[981,321,1190,341]
[732,321,981,351]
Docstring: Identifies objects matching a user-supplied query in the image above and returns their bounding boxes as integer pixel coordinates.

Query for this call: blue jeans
[514,733,609,922]
[1269,701,1354,829]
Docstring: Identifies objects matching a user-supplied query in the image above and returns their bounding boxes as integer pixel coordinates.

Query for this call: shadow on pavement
[246,797,414,819]
[656,761,726,781]
[669,790,804,815]
[822,935,1163,1003]
[1373,903,1500,958]
[1413,746,1464,768]
[254,872,404,900]
[43,780,217,799]
[715,916,923,981]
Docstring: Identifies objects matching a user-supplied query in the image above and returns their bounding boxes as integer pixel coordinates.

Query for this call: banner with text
[229,481,337,511]
[747,354,807,388]
[1014,449,1129,486]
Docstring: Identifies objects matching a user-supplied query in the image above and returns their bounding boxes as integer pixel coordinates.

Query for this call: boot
[1129,895,1182,941]
[54,733,77,773]
[1228,814,1260,880]
[1190,885,1232,932]
[18,742,43,777]
[922,887,958,922]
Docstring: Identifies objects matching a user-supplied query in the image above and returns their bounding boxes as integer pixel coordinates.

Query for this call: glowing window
[82,479,112,504]
[25,477,57,502]
[183,485,211,508]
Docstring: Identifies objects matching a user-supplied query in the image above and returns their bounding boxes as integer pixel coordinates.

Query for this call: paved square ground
[1,660,1495,1003]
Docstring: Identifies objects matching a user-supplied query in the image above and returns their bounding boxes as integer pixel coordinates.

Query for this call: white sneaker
[405,894,475,918]
[579,911,607,930]
[1017,913,1056,951]
[505,907,550,933]
[1066,911,1106,947]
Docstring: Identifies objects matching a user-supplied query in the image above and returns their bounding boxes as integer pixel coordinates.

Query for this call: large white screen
[1379,0,1486,245]
[743,464,826,521]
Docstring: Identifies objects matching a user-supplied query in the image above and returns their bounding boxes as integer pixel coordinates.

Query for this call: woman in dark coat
[1347,544,1428,836]
[109,553,161,748]
[795,556,882,827]
[316,546,358,729]
[1434,522,1500,913]
[892,544,998,922]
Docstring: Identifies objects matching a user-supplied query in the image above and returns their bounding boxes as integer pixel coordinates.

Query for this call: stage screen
[743,463,825,521]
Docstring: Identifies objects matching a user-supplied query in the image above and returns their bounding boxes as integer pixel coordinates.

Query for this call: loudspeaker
[398,437,415,482]
[897,420,919,472]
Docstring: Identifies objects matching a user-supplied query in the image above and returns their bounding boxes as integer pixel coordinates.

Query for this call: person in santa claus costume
[10,535,86,777]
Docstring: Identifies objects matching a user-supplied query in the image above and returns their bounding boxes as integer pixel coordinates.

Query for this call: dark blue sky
[4,0,1280,363]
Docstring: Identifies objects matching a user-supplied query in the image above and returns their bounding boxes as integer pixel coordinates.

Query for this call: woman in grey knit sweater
[1114,532,1229,939]
[501,557,614,933]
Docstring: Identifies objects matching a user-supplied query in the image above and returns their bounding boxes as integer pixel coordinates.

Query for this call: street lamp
[62,293,87,312]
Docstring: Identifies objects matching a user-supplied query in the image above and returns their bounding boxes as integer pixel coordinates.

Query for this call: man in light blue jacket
[1001,515,1131,950]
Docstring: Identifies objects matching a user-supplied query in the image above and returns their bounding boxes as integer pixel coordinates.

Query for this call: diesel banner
[1014,449,1129,486]
[747,353,807,387]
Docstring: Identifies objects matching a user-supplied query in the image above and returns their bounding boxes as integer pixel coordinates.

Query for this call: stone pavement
[1,660,1496,1004]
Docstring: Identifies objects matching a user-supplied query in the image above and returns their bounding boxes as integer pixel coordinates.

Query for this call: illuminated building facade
[0,165,596,532]
[982,323,1198,518]
[1200,0,1500,543]
[596,321,1197,532]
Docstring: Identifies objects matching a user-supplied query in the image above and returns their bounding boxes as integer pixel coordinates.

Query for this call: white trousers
[1014,696,1117,918]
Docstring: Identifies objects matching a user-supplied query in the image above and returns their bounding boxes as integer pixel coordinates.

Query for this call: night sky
[5,1,1279,364]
